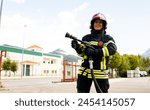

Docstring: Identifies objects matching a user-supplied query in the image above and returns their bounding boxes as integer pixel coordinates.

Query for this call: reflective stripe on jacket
[79,67,109,79]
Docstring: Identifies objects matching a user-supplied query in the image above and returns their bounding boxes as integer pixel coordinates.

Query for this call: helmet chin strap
[91,29,105,34]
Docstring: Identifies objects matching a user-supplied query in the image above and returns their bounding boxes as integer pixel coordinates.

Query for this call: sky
[0,0,150,55]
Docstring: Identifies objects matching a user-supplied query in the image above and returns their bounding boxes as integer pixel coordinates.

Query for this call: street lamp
[21,25,27,78]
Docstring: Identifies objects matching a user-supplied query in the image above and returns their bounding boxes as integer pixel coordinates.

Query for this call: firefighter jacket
[77,30,117,79]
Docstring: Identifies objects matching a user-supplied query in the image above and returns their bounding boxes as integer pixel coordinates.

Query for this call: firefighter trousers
[77,74,109,93]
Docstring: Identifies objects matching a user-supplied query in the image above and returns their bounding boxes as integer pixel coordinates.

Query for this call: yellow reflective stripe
[78,69,109,79]
[102,47,109,57]
[103,58,106,69]
[87,74,109,79]
[100,61,103,70]
[100,57,106,70]
[79,67,108,74]
[104,47,109,56]
[78,53,84,57]
[102,48,106,57]
[84,40,115,47]
[83,55,87,59]
[78,53,88,59]
[100,58,105,70]
[104,40,115,46]
[79,70,87,75]
[88,41,98,46]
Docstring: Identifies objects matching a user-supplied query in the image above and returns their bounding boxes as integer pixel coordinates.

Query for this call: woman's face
[93,19,103,30]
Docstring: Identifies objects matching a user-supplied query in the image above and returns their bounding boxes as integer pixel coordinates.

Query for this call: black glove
[71,40,79,50]
[71,40,86,54]
[84,47,95,56]
[85,48,103,57]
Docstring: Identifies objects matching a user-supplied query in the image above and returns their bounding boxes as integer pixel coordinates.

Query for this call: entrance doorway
[23,64,30,76]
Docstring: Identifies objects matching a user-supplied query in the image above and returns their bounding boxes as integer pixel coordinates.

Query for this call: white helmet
[90,13,107,29]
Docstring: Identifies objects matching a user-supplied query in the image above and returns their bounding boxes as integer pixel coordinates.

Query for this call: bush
[118,70,127,77]
[148,70,150,75]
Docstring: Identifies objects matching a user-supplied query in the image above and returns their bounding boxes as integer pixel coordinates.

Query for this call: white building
[0,44,63,80]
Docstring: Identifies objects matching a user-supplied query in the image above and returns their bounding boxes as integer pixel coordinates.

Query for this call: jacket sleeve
[91,35,117,57]
[102,35,117,56]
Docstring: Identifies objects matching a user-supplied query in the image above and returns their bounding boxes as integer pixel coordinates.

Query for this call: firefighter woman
[71,12,117,93]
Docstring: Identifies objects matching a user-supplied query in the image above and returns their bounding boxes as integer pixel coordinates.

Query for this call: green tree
[118,55,130,77]
[10,61,18,76]
[2,58,11,76]
[108,52,122,77]
[142,57,150,68]
[125,54,140,70]
[139,56,150,72]
[109,52,122,68]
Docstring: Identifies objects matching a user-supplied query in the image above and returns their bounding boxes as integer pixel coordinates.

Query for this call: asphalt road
[0,77,150,93]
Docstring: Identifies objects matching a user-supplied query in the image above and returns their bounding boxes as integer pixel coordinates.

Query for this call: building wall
[0,45,63,80]
[62,60,81,82]
[41,56,63,77]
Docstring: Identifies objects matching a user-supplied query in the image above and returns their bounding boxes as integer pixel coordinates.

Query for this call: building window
[67,71,71,76]
[47,70,49,73]
[44,70,47,73]
[51,60,54,64]
[44,70,49,74]
[51,70,54,73]
[55,70,57,73]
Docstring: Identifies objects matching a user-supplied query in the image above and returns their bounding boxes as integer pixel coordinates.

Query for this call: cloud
[57,2,89,32]
[58,11,76,24]
[74,2,89,12]
[1,2,89,53]
[8,0,25,4]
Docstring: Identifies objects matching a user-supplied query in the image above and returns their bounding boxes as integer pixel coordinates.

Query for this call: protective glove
[84,47,95,56]
[71,40,79,50]
[85,48,103,57]
[71,40,85,54]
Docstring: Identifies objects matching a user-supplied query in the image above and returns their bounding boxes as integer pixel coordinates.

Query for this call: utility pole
[0,50,7,88]
[0,0,3,29]
[0,0,4,88]
[21,25,27,78]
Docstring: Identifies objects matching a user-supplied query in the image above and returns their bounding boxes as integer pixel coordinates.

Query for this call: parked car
[140,71,147,77]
